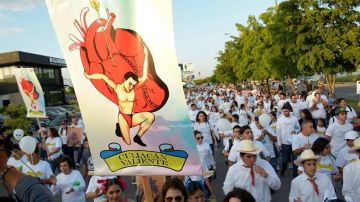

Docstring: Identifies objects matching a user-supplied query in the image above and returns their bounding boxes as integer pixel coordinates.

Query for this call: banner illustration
[47,0,202,175]
[14,68,47,118]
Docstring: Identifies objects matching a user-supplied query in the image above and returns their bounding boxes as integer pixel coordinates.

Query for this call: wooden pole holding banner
[140,176,153,202]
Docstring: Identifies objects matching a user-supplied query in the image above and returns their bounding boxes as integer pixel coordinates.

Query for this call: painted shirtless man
[85,47,154,147]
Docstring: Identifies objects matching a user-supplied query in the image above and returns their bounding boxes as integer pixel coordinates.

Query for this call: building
[0,51,67,108]
[178,63,194,83]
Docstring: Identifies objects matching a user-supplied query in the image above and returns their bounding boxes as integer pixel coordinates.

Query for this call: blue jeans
[281,144,297,178]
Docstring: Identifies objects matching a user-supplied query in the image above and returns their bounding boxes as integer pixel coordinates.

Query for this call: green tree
[3,104,32,136]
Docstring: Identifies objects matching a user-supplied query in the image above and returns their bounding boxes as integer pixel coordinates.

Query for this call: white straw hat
[237,140,262,155]
[294,149,320,166]
[349,138,360,152]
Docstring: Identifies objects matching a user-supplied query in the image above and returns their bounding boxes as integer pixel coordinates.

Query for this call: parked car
[58,105,77,113]
[45,107,65,120]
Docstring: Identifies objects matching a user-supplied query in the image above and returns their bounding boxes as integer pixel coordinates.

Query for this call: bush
[2,104,32,136]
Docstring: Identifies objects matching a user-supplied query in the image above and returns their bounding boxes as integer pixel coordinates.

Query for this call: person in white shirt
[342,138,360,202]
[299,94,309,111]
[51,156,86,202]
[309,92,328,121]
[276,105,301,177]
[235,90,244,105]
[193,111,217,153]
[7,144,28,172]
[289,149,337,202]
[86,175,117,202]
[58,120,70,157]
[22,147,55,188]
[45,127,63,172]
[292,120,319,178]
[277,93,288,111]
[189,104,200,125]
[336,131,359,173]
[289,94,301,120]
[326,107,353,157]
[228,126,271,166]
[194,130,216,171]
[208,106,221,130]
[238,104,252,127]
[337,98,358,123]
[223,140,281,202]
[263,96,272,114]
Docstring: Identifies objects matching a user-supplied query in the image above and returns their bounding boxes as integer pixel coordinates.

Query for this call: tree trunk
[266,77,270,94]
[287,75,296,92]
[325,73,336,95]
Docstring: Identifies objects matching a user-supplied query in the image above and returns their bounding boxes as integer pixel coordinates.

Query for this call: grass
[335,74,360,83]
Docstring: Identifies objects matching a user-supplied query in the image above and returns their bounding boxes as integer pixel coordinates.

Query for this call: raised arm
[84,72,116,89]
[138,46,149,84]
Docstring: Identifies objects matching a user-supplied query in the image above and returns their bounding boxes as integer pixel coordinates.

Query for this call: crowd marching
[0,80,360,202]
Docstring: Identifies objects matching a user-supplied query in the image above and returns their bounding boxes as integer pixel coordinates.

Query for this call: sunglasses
[196,136,204,140]
[165,196,183,202]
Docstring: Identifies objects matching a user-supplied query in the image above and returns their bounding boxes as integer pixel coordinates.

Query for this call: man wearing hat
[335,131,359,173]
[276,104,300,177]
[342,138,360,202]
[289,149,336,202]
[223,140,280,202]
[326,107,353,157]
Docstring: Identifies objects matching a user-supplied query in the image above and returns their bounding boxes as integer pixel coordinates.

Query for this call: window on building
[43,68,55,79]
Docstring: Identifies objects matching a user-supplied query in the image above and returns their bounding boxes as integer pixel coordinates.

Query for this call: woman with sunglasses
[194,130,216,175]
[160,178,188,202]
[193,111,217,153]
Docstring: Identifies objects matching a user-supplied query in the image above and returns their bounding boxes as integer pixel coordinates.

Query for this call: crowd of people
[0,80,359,202]
[185,82,359,202]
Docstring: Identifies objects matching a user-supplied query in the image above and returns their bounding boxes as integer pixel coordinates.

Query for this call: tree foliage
[214,0,360,94]
[3,104,32,136]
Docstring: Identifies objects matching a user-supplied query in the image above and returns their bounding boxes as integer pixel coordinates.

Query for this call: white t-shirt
[46,137,63,160]
[238,109,250,126]
[336,146,359,168]
[290,102,301,120]
[193,122,213,145]
[316,126,327,138]
[7,155,28,172]
[22,160,53,181]
[196,142,215,169]
[189,109,199,123]
[292,132,319,158]
[326,121,353,157]
[51,170,86,202]
[346,106,357,123]
[86,176,116,202]
[309,100,326,119]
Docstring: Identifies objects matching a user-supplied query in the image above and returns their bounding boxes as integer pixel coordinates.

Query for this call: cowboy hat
[349,137,360,152]
[294,149,320,166]
[237,140,262,155]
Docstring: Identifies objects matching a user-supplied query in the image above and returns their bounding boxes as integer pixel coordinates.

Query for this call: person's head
[123,71,139,92]
[223,188,256,202]
[232,114,239,123]
[191,104,197,111]
[300,109,313,120]
[239,104,245,110]
[103,177,127,202]
[58,156,74,175]
[161,178,188,202]
[60,120,68,128]
[337,98,347,108]
[0,135,13,160]
[257,101,264,108]
[47,127,59,138]
[301,120,314,136]
[211,106,218,112]
[204,105,210,111]
[317,118,325,127]
[239,125,253,141]
[195,111,207,123]
[282,107,291,117]
[238,140,261,167]
[300,93,307,101]
[269,111,277,122]
[232,125,241,138]
[295,149,319,178]
[194,130,203,145]
[290,94,297,103]
[335,107,348,122]
[71,117,78,126]
[311,137,331,156]
[314,92,321,100]
[344,131,358,148]
[187,181,205,202]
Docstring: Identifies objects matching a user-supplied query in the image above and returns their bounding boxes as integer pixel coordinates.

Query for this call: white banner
[46,0,202,175]
[14,68,47,118]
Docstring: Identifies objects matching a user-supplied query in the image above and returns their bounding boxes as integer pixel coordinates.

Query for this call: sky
[0,0,278,79]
